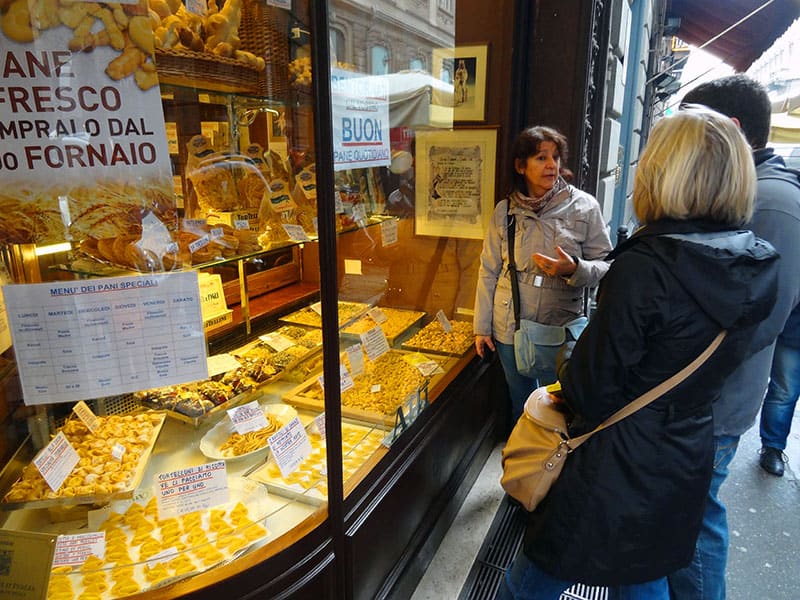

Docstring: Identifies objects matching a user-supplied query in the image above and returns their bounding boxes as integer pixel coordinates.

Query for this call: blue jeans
[759,336,800,450]
[667,435,739,600]
[496,341,538,421]
[496,549,668,600]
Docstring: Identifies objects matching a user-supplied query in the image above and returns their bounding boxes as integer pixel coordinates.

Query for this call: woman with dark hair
[474,126,613,419]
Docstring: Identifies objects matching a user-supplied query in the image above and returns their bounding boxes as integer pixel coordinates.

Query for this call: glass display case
[0,1,501,598]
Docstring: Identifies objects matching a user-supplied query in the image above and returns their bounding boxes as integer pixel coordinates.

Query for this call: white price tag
[234,219,250,230]
[351,203,367,222]
[267,417,313,478]
[73,400,99,434]
[370,384,381,393]
[310,302,323,315]
[360,325,390,361]
[111,443,126,462]
[209,227,224,240]
[380,219,398,247]
[189,236,210,253]
[53,532,106,568]
[282,224,311,241]
[207,353,242,377]
[313,412,326,440]
[367,307,388,324]
[334,193,345,214]
[155,461,228,519]
[415,360,440,377]
[346,343,365,377]
[182,218,208,229]
[34,432,79,493]
[436,309,452,333]
[259,332,296,352]
[228,401,269,434]
[316,363,355,392]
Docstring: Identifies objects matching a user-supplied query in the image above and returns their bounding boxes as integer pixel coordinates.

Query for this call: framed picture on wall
[433,44,489,122]
[414,127,497,239]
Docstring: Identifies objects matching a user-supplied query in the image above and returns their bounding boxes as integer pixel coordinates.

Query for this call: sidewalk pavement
[723,405,800,600]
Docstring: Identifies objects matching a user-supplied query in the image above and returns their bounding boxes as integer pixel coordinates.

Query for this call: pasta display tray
[1,413,166,510]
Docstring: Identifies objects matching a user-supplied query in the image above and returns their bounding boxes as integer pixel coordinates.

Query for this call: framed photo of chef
[414,127,497,240]
[433,43,489,122]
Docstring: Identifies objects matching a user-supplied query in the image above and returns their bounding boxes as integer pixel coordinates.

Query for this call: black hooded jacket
[522,219,779,586]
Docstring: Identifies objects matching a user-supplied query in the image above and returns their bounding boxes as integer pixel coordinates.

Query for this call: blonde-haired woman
[498,108,780,599]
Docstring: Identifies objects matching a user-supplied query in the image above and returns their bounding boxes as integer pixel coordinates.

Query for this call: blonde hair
[633,107,756,226]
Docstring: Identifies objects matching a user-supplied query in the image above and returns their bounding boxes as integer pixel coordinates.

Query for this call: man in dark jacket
[668,75,800,600]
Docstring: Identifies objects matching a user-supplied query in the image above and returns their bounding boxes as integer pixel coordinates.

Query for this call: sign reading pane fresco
[331,67,391,171]
[0,0,176,246]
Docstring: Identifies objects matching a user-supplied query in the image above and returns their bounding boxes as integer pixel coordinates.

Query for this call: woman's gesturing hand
[532,245,577,277]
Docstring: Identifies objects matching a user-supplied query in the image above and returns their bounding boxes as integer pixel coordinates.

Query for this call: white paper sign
[72,400,99,434]
[207,353,242,377]
[317,363,355,393]
[416,360,440,377]
[111,443,126,461]
[367,307,388,324]
[436,309,453,333]
[370,384,381,393]
[345,343,365,377]
[313,412,326,440]
[34,432,79,492]
[155,461,228,519]
[268,417,313,478]
[228,401,269,434]
[380,219,398,247]
[282,224,311,241]
[4,272,208,405]
[360,325,390,361]
[331,67,391,171]
[234,219,250,230]
[53,532,106,568]
[310,302,323,315]
[259,332,296,352]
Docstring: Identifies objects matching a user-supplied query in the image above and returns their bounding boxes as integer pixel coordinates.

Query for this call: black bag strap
[507,208,521,331]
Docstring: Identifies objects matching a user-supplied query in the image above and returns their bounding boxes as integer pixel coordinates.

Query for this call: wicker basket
[240,0,290,98]
[155,47,263,95]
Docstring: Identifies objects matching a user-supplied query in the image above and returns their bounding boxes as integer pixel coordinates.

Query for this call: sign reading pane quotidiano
[0,0,176,245]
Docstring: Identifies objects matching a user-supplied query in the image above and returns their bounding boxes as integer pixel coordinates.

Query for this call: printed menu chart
[3,272,208,405]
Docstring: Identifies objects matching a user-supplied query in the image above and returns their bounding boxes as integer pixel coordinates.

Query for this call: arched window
[409,57,425,71]
[331,28,346,64]
[371,45,389,75]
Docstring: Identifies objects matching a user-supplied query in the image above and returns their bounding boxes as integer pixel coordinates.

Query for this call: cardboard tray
[282,350,442,426]
[340,308,426,346]
[1,413,166,510]
[247,422,385,505]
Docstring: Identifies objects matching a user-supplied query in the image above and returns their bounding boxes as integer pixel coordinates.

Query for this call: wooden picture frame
[433,44,489,122]
[414,127,497,239]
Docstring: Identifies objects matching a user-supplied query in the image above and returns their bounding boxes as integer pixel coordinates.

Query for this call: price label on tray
[282,224,311,241]
[260,332,296,352]
[228,401,269,434]
[310,302,322,315]
[381,219,398,247]
[268,417,313,478]
[346,343,365,377]
[209,227,224,240]
[234,219,250,230]
[155,461,229,519]
[73,400,99,434]
[313,412,326,440]
[415,360,440,377]
[111,443,126,462]
[360,325,389,361]
[34,432,79,493]
[207,353,243,377]
[53,532,106,568]
[317,363,355,393]
[436,309,453,333]
[189,235,210,253]
[367,307,388,324]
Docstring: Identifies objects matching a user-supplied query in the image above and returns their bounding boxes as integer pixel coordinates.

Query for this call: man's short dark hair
[680,74,772,149]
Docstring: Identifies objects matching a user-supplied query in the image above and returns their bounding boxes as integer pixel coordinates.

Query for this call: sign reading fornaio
[0,7,175,245]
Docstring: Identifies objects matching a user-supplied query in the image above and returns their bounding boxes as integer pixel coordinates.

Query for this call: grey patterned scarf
[511,176,568,213]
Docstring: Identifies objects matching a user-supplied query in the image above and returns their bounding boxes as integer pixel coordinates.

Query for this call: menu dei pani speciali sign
[2,272,209,405]
[0,3,175,246]
[331,67,391,171]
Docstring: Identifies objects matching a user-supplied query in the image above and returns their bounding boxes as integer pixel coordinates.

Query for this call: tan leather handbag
[501,330,726,511]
